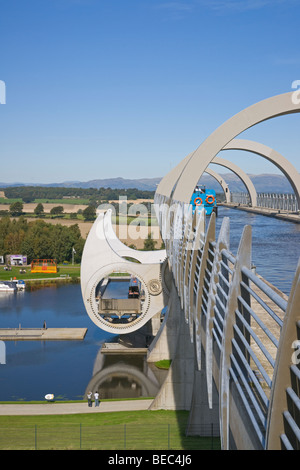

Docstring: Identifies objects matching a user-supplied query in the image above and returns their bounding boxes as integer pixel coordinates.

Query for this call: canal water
[216,207,300,296]
[0,206,299,401]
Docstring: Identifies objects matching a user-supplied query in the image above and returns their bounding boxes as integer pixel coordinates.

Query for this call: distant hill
[61,177,163,191]
[0,177,161,191]
[198,173,295,193]
[0,174,296,193]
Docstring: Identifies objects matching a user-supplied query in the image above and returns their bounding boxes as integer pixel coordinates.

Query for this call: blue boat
[190,185,218,216]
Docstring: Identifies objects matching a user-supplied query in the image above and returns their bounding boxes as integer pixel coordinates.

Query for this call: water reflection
[84,351,167,400]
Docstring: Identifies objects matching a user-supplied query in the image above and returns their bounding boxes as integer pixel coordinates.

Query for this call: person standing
[87,391,92,407]
[94,390,100,407]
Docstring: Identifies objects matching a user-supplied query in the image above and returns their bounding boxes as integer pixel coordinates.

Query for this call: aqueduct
[81,91,300,450]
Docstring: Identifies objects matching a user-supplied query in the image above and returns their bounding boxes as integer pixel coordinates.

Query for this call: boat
[128,276,141,299]
[0,281,17,293]
[190,185,218,216]
[13,279,26,290]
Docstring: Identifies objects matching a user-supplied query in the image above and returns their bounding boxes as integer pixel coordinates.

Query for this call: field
[0,198,155,211]
[0,202,89,213]
[20,218,161,249]
[0,199,162,249]
[0,407,220,450]
[1,217,162,250]
[0,264,80,281]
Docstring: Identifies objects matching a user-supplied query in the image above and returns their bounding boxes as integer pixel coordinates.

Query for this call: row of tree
[0,216,85,264]
[1,202,97,221]
[2,186,155,202]
[4,201,156,221]
[0,215,162,264]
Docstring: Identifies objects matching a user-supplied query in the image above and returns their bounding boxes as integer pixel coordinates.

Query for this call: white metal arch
[156,92,300,203]
[222,138,300,208]
[210,156,257,206]
[204,167,231,203]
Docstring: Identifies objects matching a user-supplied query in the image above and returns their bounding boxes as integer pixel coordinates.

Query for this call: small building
[31,259,57,274]
[6,254,27,266]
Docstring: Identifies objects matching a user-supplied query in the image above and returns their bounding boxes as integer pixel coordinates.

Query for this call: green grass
[0,408,220,450]
[113,215,158,226]
[155,359,172,369]
[0,198,22,204]
[0,397,151,405]
[0,264,80,281]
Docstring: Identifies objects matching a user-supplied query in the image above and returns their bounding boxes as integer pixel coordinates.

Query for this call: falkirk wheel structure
[80,209,170,336]
[81,92,300,450]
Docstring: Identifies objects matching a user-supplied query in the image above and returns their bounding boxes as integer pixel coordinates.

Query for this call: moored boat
[13,279,26,290]
[190,185,218,216]
[0,281,17,293]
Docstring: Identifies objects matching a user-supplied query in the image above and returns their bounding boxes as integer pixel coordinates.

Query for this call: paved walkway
[219,202,300,223]
[0,327,87,341]
[0,399,154,415]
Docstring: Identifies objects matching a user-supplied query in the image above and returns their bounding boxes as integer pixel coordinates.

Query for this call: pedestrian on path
[94,391,100,407]
[87,391,92,407]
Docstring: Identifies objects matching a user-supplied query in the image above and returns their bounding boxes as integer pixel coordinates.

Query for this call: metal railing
[257,193,298,211]
[155,197,300,449]
[231,192,299,212]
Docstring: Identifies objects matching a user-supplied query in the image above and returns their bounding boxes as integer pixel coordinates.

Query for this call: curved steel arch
[204,167,231,203]
[156,154,256,205]
[222,139,300,208]
[160,92,300,203]
[210,156,257,206]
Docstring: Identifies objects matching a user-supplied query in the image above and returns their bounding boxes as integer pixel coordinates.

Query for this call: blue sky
[0,0,300,184]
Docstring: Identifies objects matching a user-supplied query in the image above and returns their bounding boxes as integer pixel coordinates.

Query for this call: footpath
[219,202,300,223]
[0,399,154,415]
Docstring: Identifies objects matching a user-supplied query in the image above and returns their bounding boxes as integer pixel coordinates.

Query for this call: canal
[0,206,299,401]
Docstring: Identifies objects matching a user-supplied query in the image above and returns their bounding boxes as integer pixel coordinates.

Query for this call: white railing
[154,196,300,450]
[231,192,299,212]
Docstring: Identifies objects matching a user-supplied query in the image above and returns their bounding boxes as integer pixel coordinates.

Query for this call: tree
[50,206,64,216]
[82,205,96,221]
[143,232,157,251]
[22,195,35,203]
[34,203,44,216]
[9,201,23,216]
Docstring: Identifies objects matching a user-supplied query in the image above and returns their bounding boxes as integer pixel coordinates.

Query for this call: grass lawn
[155,359,172,369]
[0,407,220,450]
[0,264,80,282]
